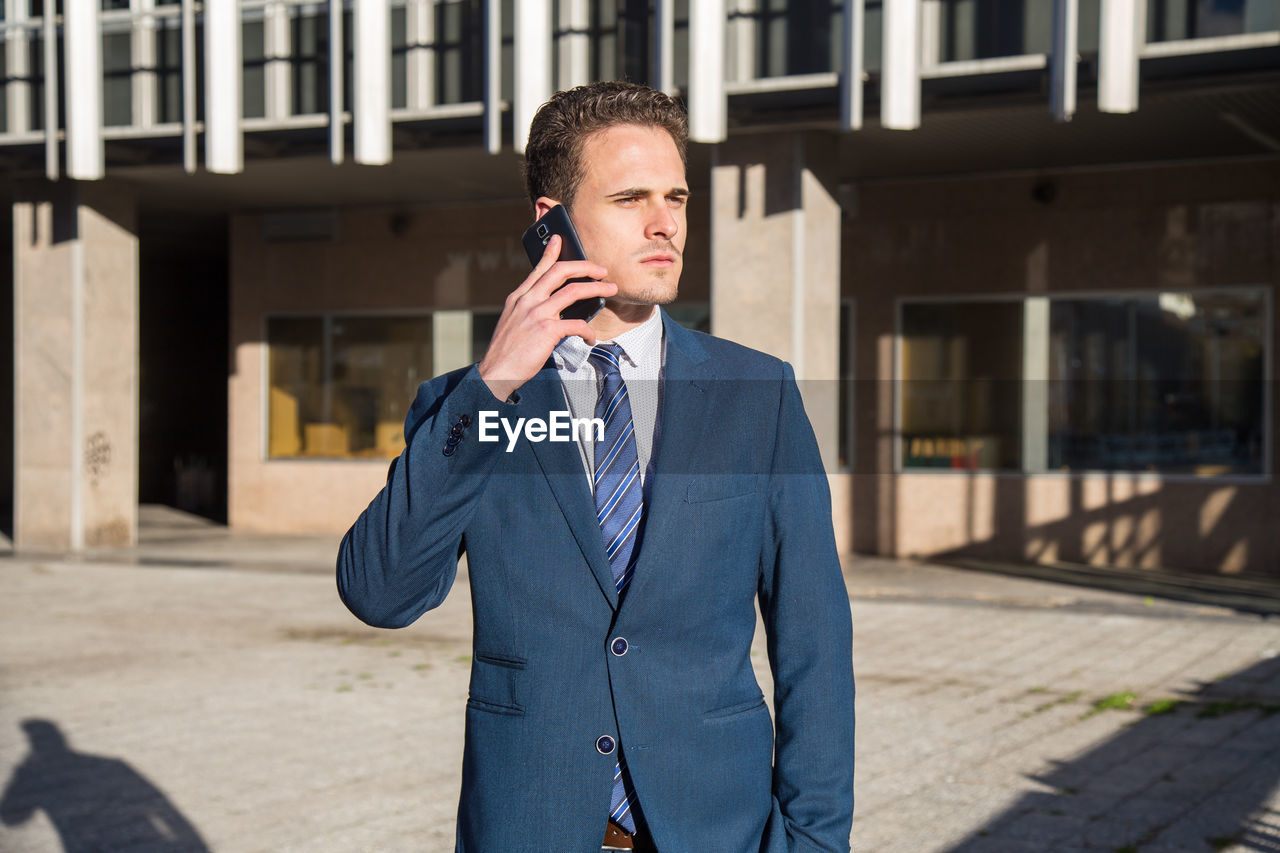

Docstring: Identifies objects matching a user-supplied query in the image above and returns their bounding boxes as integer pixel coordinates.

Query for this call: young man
[337,81,854,852]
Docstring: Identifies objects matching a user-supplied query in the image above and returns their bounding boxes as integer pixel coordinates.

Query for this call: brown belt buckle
[602,818,635,851]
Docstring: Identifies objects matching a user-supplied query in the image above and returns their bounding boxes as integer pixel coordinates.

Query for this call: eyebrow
[606,187,691,198]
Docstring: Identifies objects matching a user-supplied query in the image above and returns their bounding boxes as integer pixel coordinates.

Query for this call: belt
[603,818,656,852]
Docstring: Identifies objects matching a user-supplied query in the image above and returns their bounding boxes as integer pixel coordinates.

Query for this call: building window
[899,289,1268,476]
[266,310,499,460]
[1048,292,1266,475]
[937,0,1052,62]
[1148,0,1280,42]
[728,0,842,79]
[901,301,1024,470]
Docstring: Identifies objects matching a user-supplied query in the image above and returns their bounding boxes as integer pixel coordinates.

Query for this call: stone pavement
[1,507,1278,852]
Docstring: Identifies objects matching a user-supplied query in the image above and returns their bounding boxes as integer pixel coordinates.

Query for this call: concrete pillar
[710,132,847,545]
[13,182,139,550]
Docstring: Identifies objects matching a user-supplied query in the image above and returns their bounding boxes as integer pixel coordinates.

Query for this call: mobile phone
[521,205,606,323]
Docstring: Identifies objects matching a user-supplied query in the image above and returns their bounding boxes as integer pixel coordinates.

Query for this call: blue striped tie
[590,343,642,833]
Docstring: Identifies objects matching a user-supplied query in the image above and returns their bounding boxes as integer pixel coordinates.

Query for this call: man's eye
[667,195,686,206]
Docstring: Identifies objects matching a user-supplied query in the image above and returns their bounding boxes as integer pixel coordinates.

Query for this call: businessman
[337,81,854,852]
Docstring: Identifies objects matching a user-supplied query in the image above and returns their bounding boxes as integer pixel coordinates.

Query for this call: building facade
[2,0,1278,575]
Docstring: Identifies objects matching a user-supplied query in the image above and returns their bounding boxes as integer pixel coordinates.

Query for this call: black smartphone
[521,205,605,323]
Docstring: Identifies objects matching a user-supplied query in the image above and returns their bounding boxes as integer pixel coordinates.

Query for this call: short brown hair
[523,81,688,211]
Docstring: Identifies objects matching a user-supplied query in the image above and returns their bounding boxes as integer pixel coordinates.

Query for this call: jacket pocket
[685,475,761,504]
[703,694,766,721]
[467,652,526,715]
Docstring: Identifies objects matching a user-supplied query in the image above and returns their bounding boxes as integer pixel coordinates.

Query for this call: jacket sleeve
[758,363,856,852]
[336,364,514,629]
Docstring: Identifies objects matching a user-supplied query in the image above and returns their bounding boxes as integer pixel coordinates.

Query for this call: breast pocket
[685,474,763,504]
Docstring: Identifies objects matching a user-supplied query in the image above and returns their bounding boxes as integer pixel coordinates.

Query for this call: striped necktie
[590,343,642,833]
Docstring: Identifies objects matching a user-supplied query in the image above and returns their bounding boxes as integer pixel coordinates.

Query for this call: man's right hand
[477,235,616,403]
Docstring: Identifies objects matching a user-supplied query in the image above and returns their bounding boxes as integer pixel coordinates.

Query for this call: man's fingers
[511,235,564,300]
[546,278,617,314]
[528,261,609,301]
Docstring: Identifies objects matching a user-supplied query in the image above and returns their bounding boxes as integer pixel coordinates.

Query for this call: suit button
[595,735,616,755]
[610,637,628,656]
[461,414,471,427]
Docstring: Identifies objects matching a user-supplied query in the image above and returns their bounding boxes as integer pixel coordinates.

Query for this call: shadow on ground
[946,654,1280,852]
[1,719,209,852]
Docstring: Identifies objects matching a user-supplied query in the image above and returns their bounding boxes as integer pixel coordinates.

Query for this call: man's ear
[534,196,562,220]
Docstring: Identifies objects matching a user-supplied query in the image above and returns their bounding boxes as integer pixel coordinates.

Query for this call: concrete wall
[228,200,710,533]
[842,160,1280,577]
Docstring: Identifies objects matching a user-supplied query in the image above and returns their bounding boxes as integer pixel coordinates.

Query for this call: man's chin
[612,279,679,308]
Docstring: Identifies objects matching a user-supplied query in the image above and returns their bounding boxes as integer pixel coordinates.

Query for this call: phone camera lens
[537,224,549,237]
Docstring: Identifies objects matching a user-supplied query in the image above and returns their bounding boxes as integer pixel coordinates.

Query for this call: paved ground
[1,507,1278,852]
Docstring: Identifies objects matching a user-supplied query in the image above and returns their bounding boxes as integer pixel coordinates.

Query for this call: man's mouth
[640,252,676,267]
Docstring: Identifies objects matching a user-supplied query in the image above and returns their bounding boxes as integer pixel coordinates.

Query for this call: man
[337,81,854,852]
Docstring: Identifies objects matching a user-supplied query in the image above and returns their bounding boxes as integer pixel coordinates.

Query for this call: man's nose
[645,204,678,241]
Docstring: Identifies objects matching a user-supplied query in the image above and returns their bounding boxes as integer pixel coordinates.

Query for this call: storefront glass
[266,311,498,460]
[900,289,1267,475]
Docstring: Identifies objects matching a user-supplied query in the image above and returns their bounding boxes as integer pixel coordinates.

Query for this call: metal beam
[329,0,344,163]
[182,0,196,172]
[513,0,550,154]
[881,0,920,130]
[1098,0,1144,114]
[483,0,500,154]
[653,0,675,94]
[688,0,725,143]
[204,0,243,173]
[1050,0,1078,121]
[66,0,105,179]
[840,0,865,131]
[354,0,391,164]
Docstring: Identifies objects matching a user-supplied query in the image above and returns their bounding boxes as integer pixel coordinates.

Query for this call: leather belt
[603,817,652,851]
[602,818,635,851]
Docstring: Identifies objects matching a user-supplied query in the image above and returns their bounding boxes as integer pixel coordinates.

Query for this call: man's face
[547,124,688,309]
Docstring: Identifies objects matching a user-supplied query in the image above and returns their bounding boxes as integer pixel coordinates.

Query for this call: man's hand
[477,235,617,402]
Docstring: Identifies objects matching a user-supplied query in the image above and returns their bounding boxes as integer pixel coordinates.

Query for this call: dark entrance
[139,211,230,523]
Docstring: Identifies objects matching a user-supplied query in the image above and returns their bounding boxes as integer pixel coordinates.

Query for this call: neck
[589,302,657,341]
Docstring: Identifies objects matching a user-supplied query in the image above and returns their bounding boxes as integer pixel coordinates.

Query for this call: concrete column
[13,182,139,550]
[710,132,842,471]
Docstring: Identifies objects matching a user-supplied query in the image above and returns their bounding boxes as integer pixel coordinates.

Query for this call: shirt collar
[553,306,662,373]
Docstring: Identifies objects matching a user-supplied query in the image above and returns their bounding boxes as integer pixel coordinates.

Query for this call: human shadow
[1,719,209,852]
[944,654,1280,852]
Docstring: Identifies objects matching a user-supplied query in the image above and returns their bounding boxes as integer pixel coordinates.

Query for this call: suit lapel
[523,364,619,609]
[624,312,711,605]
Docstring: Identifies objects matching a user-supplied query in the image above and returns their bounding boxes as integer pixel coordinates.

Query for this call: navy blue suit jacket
[338,310,855,851]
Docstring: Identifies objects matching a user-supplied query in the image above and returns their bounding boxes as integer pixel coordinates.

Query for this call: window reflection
[901,301,1024,470]
[899,290,1267,476]
[267,311,499,460]
[1049,292,1265,475]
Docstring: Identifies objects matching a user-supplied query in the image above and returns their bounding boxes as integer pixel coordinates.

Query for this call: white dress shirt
[552,307,665,499]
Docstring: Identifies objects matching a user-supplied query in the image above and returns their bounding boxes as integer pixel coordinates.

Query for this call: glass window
[103,30,132,126]
[156,23,184,124]
[901,301,1024,470]
[1148,0,1279,42]
[436,0,481,104]
[1048,292,1266,475]
[0,44,7,133]
[938,0,1052,62]
[754,0,841,77]
[292,9,328,116]
[899,290,1268,476]
[267,311,499,460]
[243,18,266,119]
[391,4,407,109]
